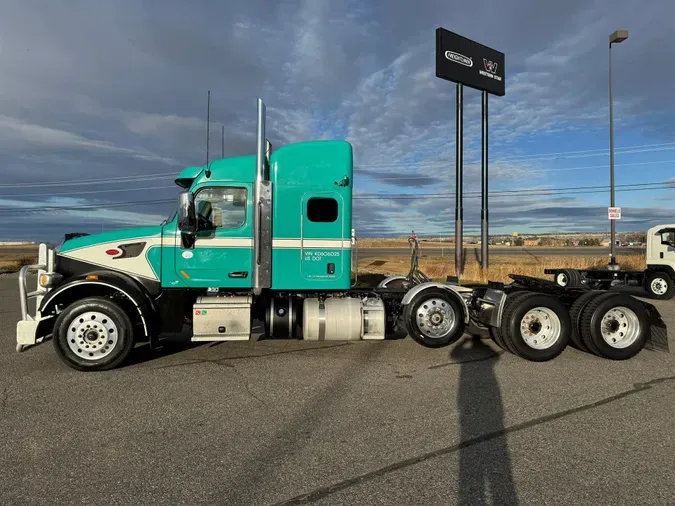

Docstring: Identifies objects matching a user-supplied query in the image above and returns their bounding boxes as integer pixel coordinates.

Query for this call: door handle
[229,271,249,279]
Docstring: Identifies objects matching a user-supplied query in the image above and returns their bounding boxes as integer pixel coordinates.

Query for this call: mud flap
[643,303,669,353]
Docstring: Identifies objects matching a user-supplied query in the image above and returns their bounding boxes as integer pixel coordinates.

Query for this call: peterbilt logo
[483,59,498,74]
[104,241,146,260]
[445,51,473,67]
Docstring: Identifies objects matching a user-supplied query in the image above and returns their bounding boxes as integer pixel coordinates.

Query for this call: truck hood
[59,226,164,254]
[56,226,168,289]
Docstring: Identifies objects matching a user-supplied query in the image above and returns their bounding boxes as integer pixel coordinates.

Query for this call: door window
[661,230,675,247]
[194,187,247,230]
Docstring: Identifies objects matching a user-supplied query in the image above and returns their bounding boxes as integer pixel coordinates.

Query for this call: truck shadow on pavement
[451,338,519,506]
[124,331,201,367]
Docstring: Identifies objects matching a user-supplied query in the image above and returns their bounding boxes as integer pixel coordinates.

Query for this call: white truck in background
[547,224,675,300]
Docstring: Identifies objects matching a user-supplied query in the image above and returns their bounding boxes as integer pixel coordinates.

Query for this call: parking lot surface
[1,273,674,505]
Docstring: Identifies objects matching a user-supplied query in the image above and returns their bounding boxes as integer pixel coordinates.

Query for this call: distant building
[524,239,540,247]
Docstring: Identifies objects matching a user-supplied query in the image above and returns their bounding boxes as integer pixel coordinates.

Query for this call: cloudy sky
[0,0,673,241]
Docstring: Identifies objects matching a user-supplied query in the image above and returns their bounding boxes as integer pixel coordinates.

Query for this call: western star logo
[445,51,473,67]
[479,58,502,82]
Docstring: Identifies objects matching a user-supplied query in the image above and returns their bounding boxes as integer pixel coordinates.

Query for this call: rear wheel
[500,293,571,361]
[645,272,675,300]
[555,269,581,288]
[53,297,135,371]
[489,291,535,354]
[579,293,648,360]
[404,288,466,348]
[488,327,508,351]
[568,291,603,352]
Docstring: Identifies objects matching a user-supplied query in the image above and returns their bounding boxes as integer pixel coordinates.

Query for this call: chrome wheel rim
[519,307,561,350]
[556,273,568,286]
[66,311,118,360]
[601,306,640,348]
[416,298,455,338]
[650,278,668,296]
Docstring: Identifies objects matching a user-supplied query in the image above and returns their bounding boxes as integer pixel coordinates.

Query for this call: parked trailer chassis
[545,267,675,300]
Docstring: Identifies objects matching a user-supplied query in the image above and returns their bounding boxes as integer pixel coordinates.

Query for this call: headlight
[39,273,62,288]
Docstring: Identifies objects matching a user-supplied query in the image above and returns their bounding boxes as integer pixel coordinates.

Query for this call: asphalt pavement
[1,273,674,505]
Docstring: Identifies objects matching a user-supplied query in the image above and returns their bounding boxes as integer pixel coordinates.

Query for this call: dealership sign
[435,28,505,96]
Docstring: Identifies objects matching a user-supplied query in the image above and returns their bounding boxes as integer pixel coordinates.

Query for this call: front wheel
[53,297,135,371]
[404,288,466,348]
[645,272,675,300]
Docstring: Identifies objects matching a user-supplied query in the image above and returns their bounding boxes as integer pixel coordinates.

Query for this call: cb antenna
[205,90,211,178]
[221,125,224,158]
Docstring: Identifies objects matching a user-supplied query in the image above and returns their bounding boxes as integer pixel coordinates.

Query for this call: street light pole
[608,30,628,269]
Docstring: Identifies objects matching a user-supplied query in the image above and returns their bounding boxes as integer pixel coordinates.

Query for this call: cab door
[300,192,345,282]
[657,228,675,265]
[175,185,253,288]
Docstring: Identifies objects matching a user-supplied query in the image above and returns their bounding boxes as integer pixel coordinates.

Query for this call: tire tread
[498,291,536,355]
[569,290,602,352]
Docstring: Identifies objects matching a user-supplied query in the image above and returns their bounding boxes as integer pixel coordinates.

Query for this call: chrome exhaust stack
[253,98,273,294]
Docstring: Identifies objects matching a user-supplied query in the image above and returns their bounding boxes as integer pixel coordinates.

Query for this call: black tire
[488,327,508,351]
[404,288,466,348]
[489,291,535,354]
[645,271,675,300]
[568,290,603,352]
[555,269,581,288]
[579,293,648,360]
[500,293,571,361]
[53,297,135,371]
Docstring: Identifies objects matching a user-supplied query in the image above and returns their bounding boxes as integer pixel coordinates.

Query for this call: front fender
[39,270,156,339]
[400,282,471,323]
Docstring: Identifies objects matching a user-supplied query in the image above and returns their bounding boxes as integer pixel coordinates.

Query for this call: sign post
[435,28,505,277]
[481,90,488,269]
[455,83,463,277]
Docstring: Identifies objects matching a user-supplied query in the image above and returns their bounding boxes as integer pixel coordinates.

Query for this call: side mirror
[177,192,196,233]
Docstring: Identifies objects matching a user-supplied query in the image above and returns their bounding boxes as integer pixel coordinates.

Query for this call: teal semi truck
[16,99,668,370]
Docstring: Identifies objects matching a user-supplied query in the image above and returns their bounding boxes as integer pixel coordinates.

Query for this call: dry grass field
[357,238,452,248]
[0,255,35,271]
[355,239,598,249]
[358,254,647,284]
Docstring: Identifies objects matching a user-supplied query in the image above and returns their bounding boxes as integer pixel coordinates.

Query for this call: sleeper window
[307,197,338,223]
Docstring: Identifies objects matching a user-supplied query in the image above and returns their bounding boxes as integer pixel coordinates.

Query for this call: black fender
[646,265,675,279]
[39,270,158,339]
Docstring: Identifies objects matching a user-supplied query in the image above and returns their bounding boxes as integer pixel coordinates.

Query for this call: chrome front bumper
[16,244,55,352]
